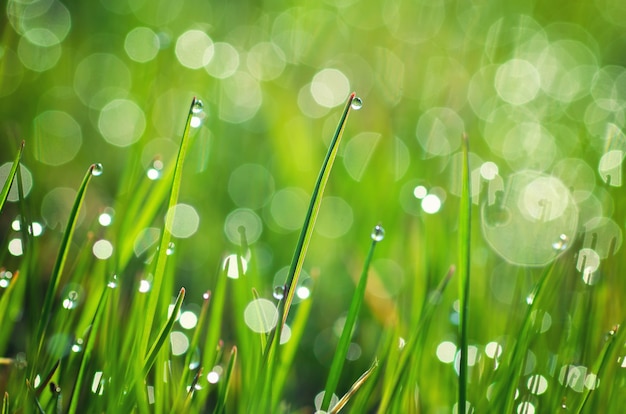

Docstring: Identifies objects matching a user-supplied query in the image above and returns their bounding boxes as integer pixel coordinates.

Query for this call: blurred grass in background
[2,0,626,412]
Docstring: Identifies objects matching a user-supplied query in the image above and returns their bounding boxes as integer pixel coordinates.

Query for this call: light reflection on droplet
[413,185,427,199]
[371,224,385,241]
[421,194,442,214]
[436,341,457,364]
[8,239,23,256]
[527,374,548,394]
[351,97,363,110]
[273,285,285,300]
[99,209,114,226]
[92,163,104,176]
[179,311,198,329]
[107,275,118,289]
[552,234,569,251]
[63,291,79,309]
[93,239,113,260]
[139,280,151,293]
[170,331,190,356]
[72,338,84,353]
[243,298,278,333]
[166,242,176,256]
[222,254,248,279]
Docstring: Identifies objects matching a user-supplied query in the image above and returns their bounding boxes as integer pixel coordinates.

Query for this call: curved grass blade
[321,226,381,411]
[214,346,237,414]
[279,92,358,328]
[575,323,624,413]
[66,288,110,413]
[330,358,378,414]
[143,287,185,376]
[458,133,471,413]
[2,392,8,414]
[0,140,24,214]
[139,97,199,356]
[33,164,99,376]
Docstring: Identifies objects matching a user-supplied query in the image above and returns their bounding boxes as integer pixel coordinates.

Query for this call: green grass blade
[139,97,199,356]
[329,358,378,414]
[575,323,624,413]
[0,140,24,214]
[214,345,237,414]
[458,133,471,413]
[279,92,358,328]
[321,225,381,411]
[33,163,99,375]
[66,287,110,413]
[2,392,8,414]
[143,287,186,377]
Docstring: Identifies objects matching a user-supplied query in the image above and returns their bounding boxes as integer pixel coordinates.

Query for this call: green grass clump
[2,92,626,414]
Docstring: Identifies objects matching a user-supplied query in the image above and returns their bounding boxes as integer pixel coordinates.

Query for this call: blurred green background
[3,0,626,410]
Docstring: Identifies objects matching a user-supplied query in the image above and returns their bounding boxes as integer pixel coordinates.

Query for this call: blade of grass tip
[143,288,186,377]
[214,346,238,414]
[458,133,471,414]
[575,323,624,413]
[330,359,379,414]
[321,223,383,412]
[66,288,110,413]
[377,266,455,413]
[179,368,203,413]
[279,92,358,328]
[33,163,99,374]
[2,392,8,414]
[140,97,198,356]
[0,140,24,214]
[260,92,359,402]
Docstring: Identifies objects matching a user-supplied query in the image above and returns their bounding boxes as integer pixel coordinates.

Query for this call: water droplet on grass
[552,234,569,251]
[91,163,104,176]
[273,285,285,300]
[371,224,385,242]
[192,98,204,114]
[72,338,84,353]
[351,97,363,110]
[166,242,175,255]
[63,291,79,309]
[107,275,118,289]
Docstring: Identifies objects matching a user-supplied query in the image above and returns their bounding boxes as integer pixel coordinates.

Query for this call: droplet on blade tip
[273,285,285,300]
[371,224,385,242]
[351,97,363,110]
[191,99,204,114]
[92,163,104,176]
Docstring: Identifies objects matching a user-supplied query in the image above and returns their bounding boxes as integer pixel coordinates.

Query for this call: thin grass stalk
[1,392,8,414]
[32,164,98,378]
[139,97,198,356]
[329,358,378,414]
[214,345,237,414]
[458,133,471,413]
[0,141,24,213]
[278,92,357,328]
[321,226,381,411]
[66,288,110,412]
[257,92,358,411]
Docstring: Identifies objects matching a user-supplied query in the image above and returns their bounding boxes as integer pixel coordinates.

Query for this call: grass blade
[2,392,8,414]
[0,140,24,214]
[329,358,378,414]
[32,163,99,377]
[458,133,471,413]
[139,97,199,356]
[214,345,237,414]
[143,287,186,376]
[279,92,358,328]
[321,224,382,411]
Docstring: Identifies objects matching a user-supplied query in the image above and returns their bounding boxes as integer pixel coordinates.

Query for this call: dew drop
[371,224,385,242]
[192,99,204,114]
[63,291,79,309]
[72,338,84,353]
[166,242,175,255]
[203,291,210,300]
[351,97,363,110]
[107,275,118,289]
[92,163,104,176]
[273,285,285,300]
[552,234,569,251]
